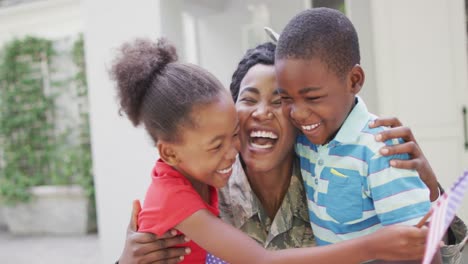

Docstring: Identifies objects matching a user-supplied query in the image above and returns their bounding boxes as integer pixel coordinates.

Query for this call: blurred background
[0,0,467,263]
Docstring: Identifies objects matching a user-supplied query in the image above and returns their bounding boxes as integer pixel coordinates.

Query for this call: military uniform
[218,156,315,249]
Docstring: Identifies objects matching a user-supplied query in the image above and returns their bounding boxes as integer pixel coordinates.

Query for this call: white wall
[82,1,162,262]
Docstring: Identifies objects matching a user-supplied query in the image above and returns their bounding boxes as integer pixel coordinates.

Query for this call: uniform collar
[223,156,309,233]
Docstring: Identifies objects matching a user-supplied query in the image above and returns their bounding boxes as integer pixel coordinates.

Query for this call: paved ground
[0,227,467,264]
[0,228,101,264]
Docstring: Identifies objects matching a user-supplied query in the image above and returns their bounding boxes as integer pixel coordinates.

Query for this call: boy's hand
[369,117,439,201]
[118,200,190,264]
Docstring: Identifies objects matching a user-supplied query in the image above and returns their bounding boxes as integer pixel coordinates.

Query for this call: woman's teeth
[249,130,278,149]
[302,122,321,131]
[250,130,278,139]
[251,142,273,149]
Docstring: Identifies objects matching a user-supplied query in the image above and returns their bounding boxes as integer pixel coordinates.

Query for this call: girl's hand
[118,200,190,264]
[369,117,439,201]
[369,225,427,262]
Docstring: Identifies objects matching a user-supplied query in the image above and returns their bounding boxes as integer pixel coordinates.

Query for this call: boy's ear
[348,64,365,94]
[157,141,179,166]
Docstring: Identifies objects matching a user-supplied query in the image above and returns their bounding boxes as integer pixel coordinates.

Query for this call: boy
[275,8,431,246]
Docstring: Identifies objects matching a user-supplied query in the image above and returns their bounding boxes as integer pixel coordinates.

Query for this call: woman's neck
[244,154,294,220]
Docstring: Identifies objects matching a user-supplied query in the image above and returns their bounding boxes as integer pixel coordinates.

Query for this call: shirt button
[318,159,324,166]
[315,178,318,184]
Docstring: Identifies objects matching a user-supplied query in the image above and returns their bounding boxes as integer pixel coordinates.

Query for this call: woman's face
[235,64,297,173]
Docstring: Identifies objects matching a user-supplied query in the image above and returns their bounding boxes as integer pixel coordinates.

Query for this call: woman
[118,42,467,264]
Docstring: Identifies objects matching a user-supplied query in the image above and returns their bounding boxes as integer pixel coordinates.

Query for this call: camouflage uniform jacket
[218,156,315,250]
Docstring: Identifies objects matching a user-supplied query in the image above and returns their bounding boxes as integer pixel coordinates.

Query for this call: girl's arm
[176,209,427,264]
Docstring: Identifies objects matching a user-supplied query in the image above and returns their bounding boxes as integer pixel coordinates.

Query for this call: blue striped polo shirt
[295,97,431,246]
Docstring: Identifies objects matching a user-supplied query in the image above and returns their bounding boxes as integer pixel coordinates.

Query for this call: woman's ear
[157,141,179,166]
[349,64,365,94]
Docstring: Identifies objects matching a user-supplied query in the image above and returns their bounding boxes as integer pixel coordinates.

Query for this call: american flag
[206,253,229,264]
[422,170,468,264]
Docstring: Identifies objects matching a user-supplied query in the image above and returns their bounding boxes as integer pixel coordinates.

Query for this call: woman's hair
[230,42,276,102]
[110,38,224,143]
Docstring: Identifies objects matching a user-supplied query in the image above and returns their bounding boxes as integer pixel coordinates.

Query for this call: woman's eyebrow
[239,87,259,96]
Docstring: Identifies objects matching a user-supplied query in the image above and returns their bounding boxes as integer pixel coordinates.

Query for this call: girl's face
[235,64,297,173]
[170,91,239,189]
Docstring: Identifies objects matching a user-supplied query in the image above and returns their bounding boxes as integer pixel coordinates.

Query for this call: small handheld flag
[422,170,468,264]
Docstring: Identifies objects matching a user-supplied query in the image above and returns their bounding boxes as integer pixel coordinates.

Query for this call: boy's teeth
[217,166,232,174]
[249,130,278,139]
[302,123,320,131]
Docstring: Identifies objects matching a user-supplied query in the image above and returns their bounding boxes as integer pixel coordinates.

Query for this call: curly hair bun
[110,38,178,126]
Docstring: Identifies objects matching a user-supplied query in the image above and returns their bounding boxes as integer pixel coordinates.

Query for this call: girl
[111,38,427,264]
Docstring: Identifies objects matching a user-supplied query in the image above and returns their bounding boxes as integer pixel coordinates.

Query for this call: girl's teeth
[217,166,232,174]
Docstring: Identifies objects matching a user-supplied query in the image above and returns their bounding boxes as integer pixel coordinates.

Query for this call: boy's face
[275,57,363,145]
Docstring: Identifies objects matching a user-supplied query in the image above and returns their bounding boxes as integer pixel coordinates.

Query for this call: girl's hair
[229,42,276,102]
[110,38,224,143]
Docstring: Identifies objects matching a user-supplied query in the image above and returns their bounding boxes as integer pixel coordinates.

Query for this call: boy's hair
[276,7,360,79]
[230,42,276,102]
[110,38,223,143]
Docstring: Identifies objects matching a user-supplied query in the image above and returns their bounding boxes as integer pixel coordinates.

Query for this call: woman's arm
[118,200,190,264]
[369,117,439,201]
[176,209,427,264]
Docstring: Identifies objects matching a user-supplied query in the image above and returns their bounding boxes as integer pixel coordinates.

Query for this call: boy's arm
[176,209,427,264]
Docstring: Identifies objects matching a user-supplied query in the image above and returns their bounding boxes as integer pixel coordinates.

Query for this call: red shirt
[138,159,219,264]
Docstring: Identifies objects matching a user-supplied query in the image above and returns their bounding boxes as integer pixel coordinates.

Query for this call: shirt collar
[330,96,372,146]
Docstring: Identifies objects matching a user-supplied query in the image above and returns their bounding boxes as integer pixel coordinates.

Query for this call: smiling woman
[221,42,311,242]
